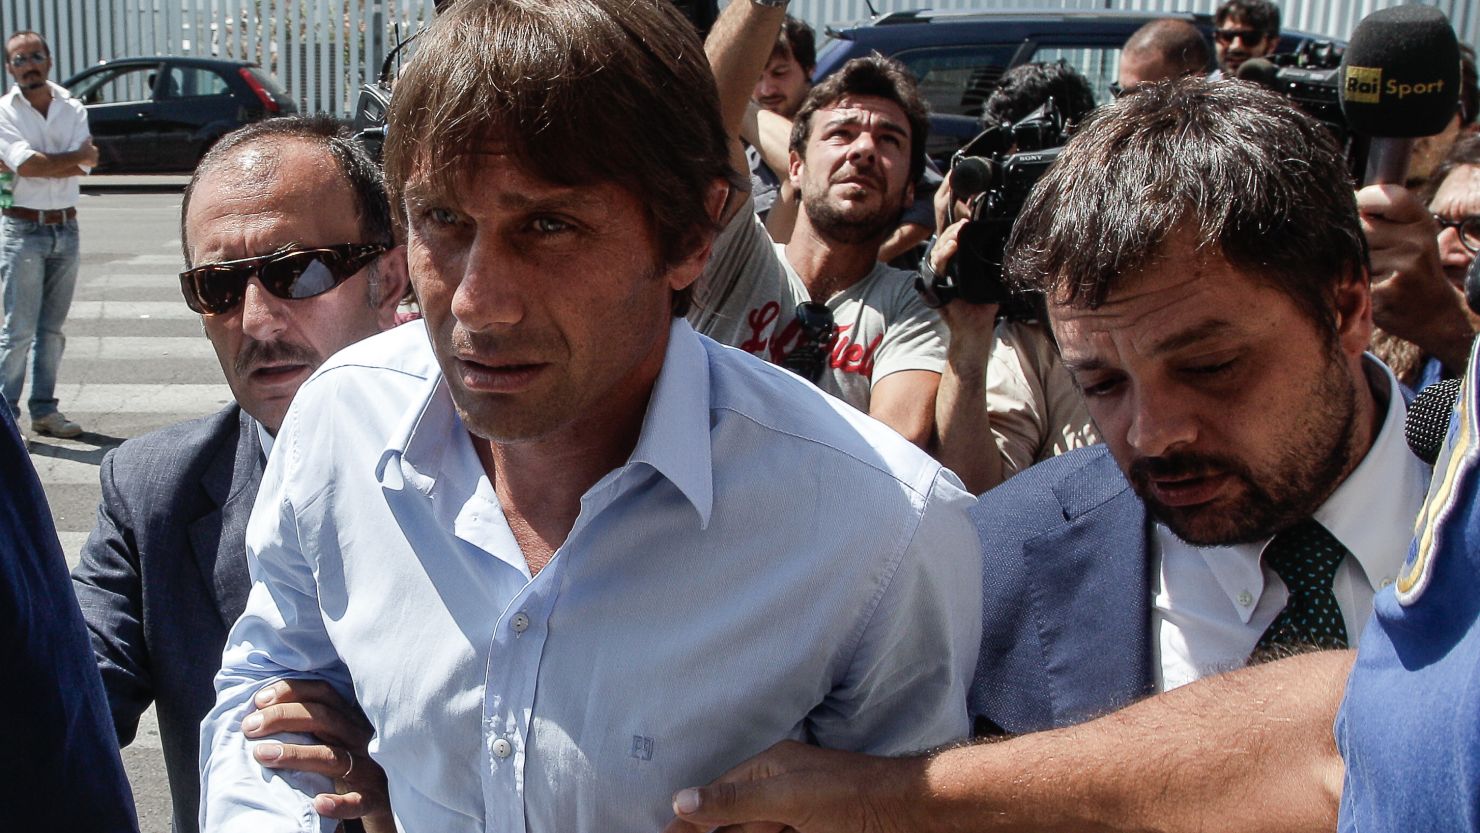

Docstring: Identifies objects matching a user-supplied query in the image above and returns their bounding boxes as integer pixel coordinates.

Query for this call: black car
[814,9,1339,163]
[64,56,298,173]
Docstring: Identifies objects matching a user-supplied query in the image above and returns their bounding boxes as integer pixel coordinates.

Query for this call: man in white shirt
[197,2,981,831]
[664,76,1423,833]
[0,30,97,437]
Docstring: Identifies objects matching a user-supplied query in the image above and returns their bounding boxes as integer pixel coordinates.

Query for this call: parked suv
[64,56,298,173]
[814,9,1337,163]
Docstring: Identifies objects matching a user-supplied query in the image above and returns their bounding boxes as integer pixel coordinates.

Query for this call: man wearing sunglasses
[71,116,409,833]
[0,30,98,437]
[1211,0,1280,79]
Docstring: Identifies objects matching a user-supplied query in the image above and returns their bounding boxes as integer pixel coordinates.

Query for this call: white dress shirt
[0,81,91,209]
[1152,357,1429,690]
[200,318,982,833]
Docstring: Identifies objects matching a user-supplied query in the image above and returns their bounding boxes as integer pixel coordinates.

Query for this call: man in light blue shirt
[196,1,982,831]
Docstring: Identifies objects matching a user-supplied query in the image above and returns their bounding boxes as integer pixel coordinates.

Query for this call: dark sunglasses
[1213,28,1268,45]
[8,50,47,67]
[179,243,386,316]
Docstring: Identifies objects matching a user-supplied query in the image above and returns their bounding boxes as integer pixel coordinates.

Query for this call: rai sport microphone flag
[1335,341,1480,833]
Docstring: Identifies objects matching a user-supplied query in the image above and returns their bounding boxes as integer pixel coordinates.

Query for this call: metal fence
[0,0,1475,118]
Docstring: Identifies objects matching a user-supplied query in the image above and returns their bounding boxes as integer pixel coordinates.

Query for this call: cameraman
[931,62,1099,493]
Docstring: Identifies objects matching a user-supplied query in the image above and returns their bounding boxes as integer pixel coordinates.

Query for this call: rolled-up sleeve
[198,441,352,833]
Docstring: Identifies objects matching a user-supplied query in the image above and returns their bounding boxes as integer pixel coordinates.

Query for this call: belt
[3,206,76,224]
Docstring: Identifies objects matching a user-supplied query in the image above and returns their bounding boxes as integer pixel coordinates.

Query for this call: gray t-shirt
[689,199,946,412]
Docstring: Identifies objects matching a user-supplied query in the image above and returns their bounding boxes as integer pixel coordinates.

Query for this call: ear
[373,244,412,330]
[1333,264,1374,361]
[788,149,804,189]
[666,179,731,293]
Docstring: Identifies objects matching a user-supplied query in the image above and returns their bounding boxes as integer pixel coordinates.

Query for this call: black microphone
[950,157,993,199]
[1235,58,1279,89]
[1406,377,1464,464]
[1339,5,1460,185]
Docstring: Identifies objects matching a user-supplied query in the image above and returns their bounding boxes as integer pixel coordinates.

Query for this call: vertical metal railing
[0,0,1474,118]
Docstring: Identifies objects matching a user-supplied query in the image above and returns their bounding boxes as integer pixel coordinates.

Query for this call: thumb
[670,782,793,831]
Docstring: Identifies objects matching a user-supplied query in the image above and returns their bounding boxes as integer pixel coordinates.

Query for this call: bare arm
[877,223,933,265]
[666,649,1352,833]
[16,138,98,178]
[929,221,1004,493]
[869,369,940,449]
[705,0,787,219]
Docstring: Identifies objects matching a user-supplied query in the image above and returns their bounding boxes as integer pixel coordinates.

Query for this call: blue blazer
[969,444,1157,736]
[72,405,261,833]
[0,407,139,830]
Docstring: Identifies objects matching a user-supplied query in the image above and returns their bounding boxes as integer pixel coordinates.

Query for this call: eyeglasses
[1213,28,1269,46]
[179,243,386,316]
[778,301,837,384]
[1108,81,1125,98]
[8,50,47,68]
[1433,214,1480,255]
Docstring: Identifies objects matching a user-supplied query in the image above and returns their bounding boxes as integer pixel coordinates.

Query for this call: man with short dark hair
[666,76,1425,833]
[694,0,945,447]
[0,29,97,437]
[1116,18,1210,93]
[72,115,408,833]
[198,1,980,830]
[1212,0,1280,77]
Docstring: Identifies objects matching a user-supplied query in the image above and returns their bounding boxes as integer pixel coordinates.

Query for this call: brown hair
[1006,77,1366,338]
[789,55,929,187]
[383,0,740,315]
[771,15,816,73]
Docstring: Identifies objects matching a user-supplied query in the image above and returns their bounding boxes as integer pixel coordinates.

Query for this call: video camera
[916,99,1067,309]
[1237,40,1351,144]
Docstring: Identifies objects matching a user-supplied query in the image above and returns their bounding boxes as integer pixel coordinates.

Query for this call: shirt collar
[255,419,274,461]
[1184,355,1428,613]
[374,317,715,526]
[1309,355,1427,589]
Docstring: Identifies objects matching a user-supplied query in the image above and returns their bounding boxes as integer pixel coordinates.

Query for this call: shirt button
[492,738,513,758]
[1237,591,1254,607]
[511,612,530,634]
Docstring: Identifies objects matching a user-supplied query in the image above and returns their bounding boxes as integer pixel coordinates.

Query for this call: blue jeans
[0,216,80,419]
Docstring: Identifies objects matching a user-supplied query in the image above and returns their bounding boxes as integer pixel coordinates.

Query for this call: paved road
[25,184,222,832]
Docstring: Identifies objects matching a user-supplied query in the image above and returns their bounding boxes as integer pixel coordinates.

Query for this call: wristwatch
[750,0,789,8]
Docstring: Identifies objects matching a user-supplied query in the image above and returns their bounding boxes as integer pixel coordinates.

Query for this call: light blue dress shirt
[199,318,982,833]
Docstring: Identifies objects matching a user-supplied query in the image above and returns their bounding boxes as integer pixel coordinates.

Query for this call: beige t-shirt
[987,319,1099,479]
[689,200,946,412]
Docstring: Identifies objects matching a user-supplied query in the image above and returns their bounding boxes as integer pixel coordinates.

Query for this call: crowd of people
[3,0,1480,830]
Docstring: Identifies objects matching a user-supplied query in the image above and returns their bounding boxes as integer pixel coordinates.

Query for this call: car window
[1029,46,1123,106]
[890,45,1020,118]
[69,66,157,105]
[164,67,232,98]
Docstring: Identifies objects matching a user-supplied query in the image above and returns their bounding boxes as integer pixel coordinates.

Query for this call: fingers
[669,781,796,832]
[242,700,371,749]
[252,739,352,778]
[313,789,391,821]
[256,677,351,710]
[1356,183,1428,223]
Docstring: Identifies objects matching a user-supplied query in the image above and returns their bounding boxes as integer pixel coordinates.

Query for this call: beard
[801,179,905,245]
[1127,350,1362,546]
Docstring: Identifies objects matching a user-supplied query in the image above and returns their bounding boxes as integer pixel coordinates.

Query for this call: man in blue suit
[664,77,1431,833]
[70,116,408,833]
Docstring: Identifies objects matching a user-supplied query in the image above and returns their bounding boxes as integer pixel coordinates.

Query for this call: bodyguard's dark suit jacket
[969,444,1158,736]
[72,405,261,833]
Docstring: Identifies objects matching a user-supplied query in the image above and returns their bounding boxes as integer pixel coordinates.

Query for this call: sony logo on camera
[1344,64,1447,104]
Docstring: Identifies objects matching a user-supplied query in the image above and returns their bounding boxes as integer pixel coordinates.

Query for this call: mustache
[233,338,320,378]
[1127,450,1246,484]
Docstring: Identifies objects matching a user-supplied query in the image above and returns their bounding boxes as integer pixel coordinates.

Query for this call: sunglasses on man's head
[8,50,47,67]
[179,243,386,316]
[1213,28,1268,45]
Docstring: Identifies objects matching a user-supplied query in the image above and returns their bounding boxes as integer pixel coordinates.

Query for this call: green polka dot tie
[1256,519,1350,651]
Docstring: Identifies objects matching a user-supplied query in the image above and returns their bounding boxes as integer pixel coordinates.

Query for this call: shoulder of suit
[104,404,242,482]
[973,445,1127,527]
